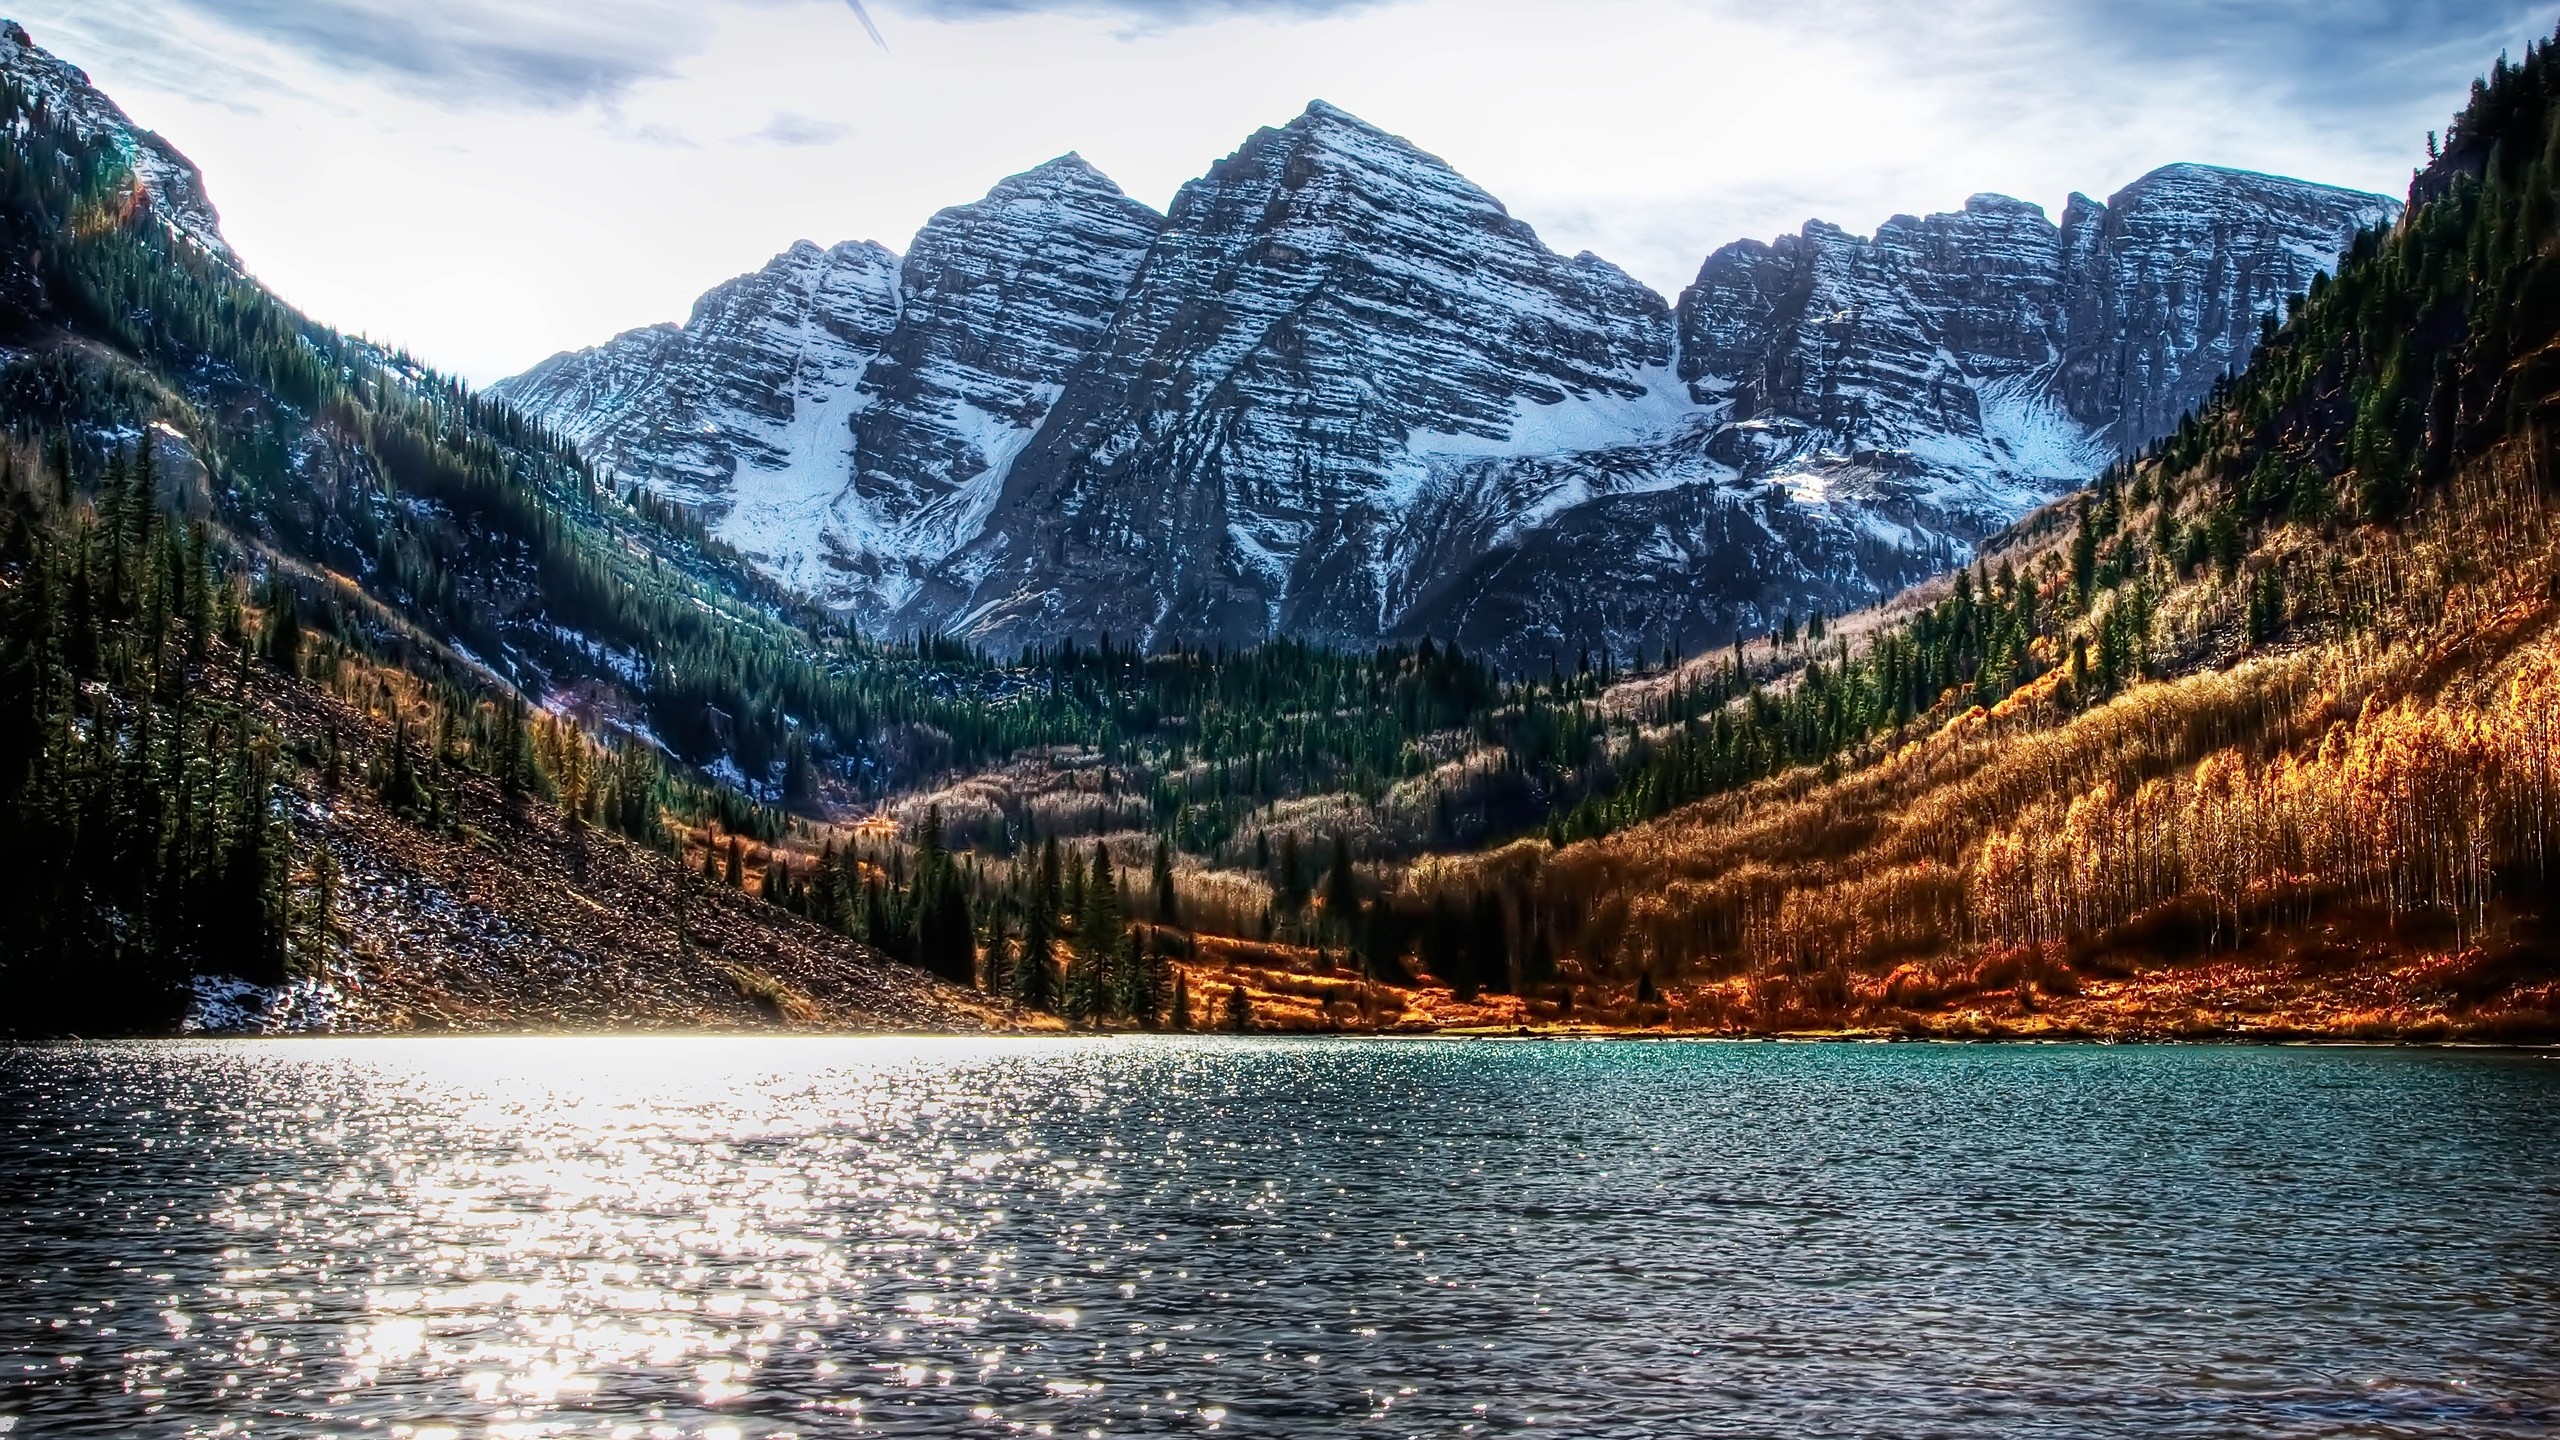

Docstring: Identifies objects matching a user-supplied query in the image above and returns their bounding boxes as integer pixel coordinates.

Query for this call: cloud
[843,0,889,48]
[743,110,854,146]
[56,0,1391,111]
[1750,0,2560,142]
[133,0,714,108]
[627,122,702,149]
[892,0,1382,17]
[39,0,2558,125]
[2060,0,2560,127]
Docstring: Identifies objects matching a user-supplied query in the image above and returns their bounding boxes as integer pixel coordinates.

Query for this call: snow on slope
[898,100,1683,654]
[497,156,1160,620]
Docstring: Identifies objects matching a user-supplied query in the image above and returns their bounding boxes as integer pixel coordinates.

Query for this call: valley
[0,17,2552,1043]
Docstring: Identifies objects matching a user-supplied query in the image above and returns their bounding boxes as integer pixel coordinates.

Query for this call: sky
[11,0,2557,385]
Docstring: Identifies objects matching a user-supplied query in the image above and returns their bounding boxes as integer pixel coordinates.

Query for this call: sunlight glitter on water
[3,1038,2558,1438]
[293,1038,1169,1439]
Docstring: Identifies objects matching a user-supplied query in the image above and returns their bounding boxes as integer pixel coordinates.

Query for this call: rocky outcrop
[2057,163,2394,449]
[495,239,905,601]
[503,102,2398,670]
[0,21,229,263]
[1678,167,2398,544]
[838,155,1163,616]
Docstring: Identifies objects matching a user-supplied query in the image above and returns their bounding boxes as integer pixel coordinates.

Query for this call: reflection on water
[1,1037,2556,1437]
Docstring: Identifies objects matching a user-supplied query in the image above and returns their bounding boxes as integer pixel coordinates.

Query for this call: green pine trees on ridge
[0,445,292,1029]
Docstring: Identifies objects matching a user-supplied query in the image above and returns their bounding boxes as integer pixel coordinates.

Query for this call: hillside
[828,33,2560,1044]
[1367,40,2560,1040]
[5,13,2553,1043]
[0,22,1027,1035]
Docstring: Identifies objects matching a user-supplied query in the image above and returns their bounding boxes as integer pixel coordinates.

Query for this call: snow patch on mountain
[499,156,1162,623]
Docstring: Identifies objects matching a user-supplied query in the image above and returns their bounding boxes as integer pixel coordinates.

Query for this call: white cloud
[745,111,855,146]
[9,0,2551,384]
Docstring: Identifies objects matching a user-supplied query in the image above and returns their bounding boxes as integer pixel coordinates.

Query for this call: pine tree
[1277,831,1306,913]
[1079,841,1128,1017]
[1321,833,1359,938]
[1116,927,1165,1024]
[1013,889,1059,1012]
[1062,940,1105,1027]
[376,712,429,819]
[258,576,300,673]
[1151,836,1178,925]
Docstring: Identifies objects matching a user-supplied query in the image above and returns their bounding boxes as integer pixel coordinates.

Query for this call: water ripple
[1,1038,2555,1438]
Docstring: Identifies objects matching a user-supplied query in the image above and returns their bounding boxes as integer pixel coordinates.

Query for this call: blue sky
[12,0,2553,382]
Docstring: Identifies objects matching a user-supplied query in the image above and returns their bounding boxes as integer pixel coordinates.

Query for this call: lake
[1,1038,2554,1437]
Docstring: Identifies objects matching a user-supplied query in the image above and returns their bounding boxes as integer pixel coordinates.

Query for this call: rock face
[0,22,229,264]
[1678,166,2400,538]
[501,103,2397,669]
[840,155,1163,617]
[495,238,905,602]
[908,102,1683,651]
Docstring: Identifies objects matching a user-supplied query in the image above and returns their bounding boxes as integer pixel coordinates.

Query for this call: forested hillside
[0,32,1043,1032]
[818,32,2560,1040]
[0,21,1840,1034]
[1358,38,2560,1037]
[481,32,2560,1042]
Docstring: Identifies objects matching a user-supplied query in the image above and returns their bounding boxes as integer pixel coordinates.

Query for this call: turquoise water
[1,1038,2554,1437]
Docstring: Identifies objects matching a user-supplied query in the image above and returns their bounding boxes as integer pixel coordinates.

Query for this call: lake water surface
[2,1038,2554,1438]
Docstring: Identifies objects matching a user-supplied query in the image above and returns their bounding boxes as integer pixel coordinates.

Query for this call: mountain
[498,156,1164,617]
[493,237,905,608]
[504,104,2393,669]
[0,21,226,265]
[1676,166,2402,529]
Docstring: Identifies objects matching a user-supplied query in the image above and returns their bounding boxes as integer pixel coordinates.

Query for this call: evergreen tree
[1113,926,1161,1025]
[257,574,300,673]
[1151,836,1178,925]
[1321,833,1359,938]
[1277,831,1307,914]
[1079,841,1128,1016]
[1013,886,1059,1012]
[1062,939,1106,1027]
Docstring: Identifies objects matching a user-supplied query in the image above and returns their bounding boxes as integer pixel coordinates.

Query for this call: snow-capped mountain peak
[495,155,1164,618]
[501,104,2398,670]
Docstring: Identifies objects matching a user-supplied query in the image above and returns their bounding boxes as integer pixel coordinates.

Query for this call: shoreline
[13,1027,2555,1050]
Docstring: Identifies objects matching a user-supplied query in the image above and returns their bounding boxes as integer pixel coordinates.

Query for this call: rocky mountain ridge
[0,21,228,264]
[502,102,2398,670]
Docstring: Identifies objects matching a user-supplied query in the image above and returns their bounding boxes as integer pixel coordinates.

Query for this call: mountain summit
[500,103,2397,668]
